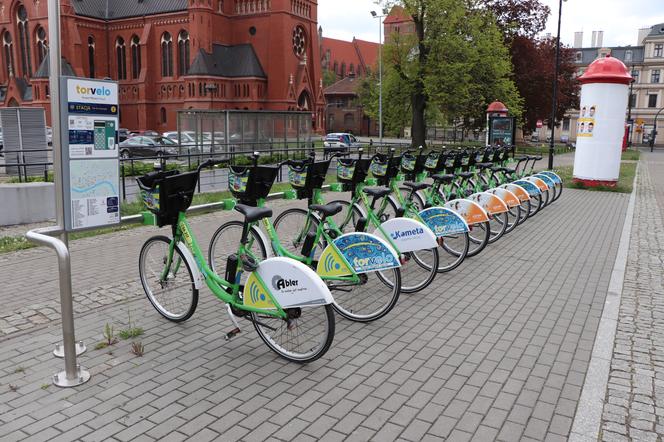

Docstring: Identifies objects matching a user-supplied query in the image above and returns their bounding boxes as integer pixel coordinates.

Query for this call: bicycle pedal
[225,327,241,341]
[286,319,296,331]
[399,254,410,265]
[437,237,445,247]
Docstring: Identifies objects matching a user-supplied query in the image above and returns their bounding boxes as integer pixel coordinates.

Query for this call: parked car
[323,133,360,153]
[118,128,131,143]
[129,130,159,138]
[119,136,178,159]
[163,131,221,153]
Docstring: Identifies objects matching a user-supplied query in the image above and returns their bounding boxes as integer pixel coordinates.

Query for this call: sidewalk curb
[569,164,639,442]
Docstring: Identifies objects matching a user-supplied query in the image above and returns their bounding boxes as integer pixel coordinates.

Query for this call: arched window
[88,36,95,78]
[161,32,173,77]
[341,62,346,78]
[349,63,354,76]
[3,32,15,78]
[35,26,47,66]
[130,35,141,79]
[333,61,338,75]
[177,31,190,76]
[160,107,167,124]
[115,37,126,80]
[17,5,32,77]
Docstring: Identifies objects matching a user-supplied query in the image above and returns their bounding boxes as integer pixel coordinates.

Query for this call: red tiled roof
[383,5,412,25]
[323,76,361,96]
[321,37,380,73]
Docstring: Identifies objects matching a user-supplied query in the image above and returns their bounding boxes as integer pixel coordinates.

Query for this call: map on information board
[69,159,120,229]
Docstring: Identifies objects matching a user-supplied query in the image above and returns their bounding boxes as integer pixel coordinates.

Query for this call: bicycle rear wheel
[252,304,335,363]
[467,221,490,257]
[488,212,508,244]
[139,235,198,322]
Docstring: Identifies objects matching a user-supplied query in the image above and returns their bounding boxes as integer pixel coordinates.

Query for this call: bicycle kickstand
[225,305,242,340]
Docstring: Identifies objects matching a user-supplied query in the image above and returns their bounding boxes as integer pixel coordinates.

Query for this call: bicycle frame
[253,197,362,285]
[167,212,288,319]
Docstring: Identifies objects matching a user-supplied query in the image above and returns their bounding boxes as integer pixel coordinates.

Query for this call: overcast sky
[318,0,664,47]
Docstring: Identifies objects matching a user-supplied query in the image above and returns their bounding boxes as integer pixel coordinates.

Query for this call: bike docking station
[25,0,120,388]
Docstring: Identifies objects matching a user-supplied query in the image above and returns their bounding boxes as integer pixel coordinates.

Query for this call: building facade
[0,0,325,132]
[533,24,664,145]
[319,33,379,81]
[324,75,378,136]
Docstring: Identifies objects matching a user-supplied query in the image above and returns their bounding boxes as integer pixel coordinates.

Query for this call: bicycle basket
[425,152,440,171]
[137,170,199,227]
[288,167,308,189]
[337,158,369,192]
[229,165,280,204]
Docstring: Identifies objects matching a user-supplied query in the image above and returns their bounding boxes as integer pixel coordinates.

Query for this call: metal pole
[548,0,563,170]
[627,68,634,147]
[378,15,383,146]
[36,0,90,387]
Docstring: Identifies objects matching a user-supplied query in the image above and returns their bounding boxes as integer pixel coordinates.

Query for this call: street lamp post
[652,106,664,152]
[548,0,566,170]
[371,9,388,146]
[627,66,635,147]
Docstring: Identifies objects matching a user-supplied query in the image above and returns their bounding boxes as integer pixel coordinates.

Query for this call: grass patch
[554,162,637,194]
[621,149,641,161]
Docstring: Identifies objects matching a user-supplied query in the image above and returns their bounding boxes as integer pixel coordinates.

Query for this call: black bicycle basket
[370,153,400,186]
[337,158,370,192]
[137,170,199,227]
[228,164,280,205]
[401,152,427,179]
[288,159,330,199]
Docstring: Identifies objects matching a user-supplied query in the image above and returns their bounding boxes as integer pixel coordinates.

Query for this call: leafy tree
[357,69,412,137]
[479,0,550,39]
[379,0,522,146]
[322,69,338,88]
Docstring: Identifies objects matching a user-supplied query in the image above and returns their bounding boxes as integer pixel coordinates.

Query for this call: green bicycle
[208,153,402,322]
[136,160,335,363]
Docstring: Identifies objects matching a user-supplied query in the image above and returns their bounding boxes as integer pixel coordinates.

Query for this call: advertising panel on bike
[469,192,509,215]
[373,218,438,252]
[444,199,489,224]
[487,188,520,208]
[524,176,550,192]
[513,180,541,196]
[538,171,563,184]
[247,257,333,309]
[533,174,557,191]
[499,183,530,202]
[321,233,400,275]
[418,207,469,237]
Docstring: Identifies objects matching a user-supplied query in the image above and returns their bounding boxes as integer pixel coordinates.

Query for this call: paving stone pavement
[0,185,628,441]
[599,150,664,442]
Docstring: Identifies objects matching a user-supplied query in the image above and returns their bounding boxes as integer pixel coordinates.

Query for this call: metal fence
[177,110,313,155]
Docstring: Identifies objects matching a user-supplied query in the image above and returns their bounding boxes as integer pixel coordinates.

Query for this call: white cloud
[319,0,664,47]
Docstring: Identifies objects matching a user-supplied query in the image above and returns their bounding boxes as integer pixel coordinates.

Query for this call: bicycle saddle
[402,181,430,191]
[235,204,273,223]
[458,172,474,179]
[503,168,517,174]
[515,156,528,161]
[432,173,455,183]
[363,187,392,198]
[309,202,343,218]
[491,166,506,173]
[528,155,543,161]
[476,162,493,169]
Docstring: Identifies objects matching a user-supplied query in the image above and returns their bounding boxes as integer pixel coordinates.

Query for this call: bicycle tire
[487,212,508,244]
[139,235,198,322]
[466,221,490,257]
[273,208,325,260]
[208,221,268,283]
[504,204,521,234]
[328,200,365,234]
[252,304,335,363]
[275,207,402,322]
[528,193,543,217]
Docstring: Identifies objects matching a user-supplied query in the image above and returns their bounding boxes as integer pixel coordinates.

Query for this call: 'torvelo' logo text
[390,227,424,240]
[75,85,112,97]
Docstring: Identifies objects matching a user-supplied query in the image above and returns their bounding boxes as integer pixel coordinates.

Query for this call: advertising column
[61,77,120,231]
[572,56,632,186]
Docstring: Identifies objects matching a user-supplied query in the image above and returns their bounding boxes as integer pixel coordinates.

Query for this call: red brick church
[0,0,325,131]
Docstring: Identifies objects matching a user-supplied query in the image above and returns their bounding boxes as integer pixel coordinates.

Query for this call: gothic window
[88,36,95,78]
[17,5,32,77]
[3,32,14,77]
[116,37,127,80]
[131,35,141,79]
[178,31,190,75]
[292,25,306,58]
[161,32,173,77]
[35,26,47,66]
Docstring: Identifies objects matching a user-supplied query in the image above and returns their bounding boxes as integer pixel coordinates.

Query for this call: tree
[379,0,522,146]
[479,0,550,40]
[322,69,338,87]
[510,35,578,133]
[357,69,412,137]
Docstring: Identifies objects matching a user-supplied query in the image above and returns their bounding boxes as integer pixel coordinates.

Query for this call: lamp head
[370,10,377,17]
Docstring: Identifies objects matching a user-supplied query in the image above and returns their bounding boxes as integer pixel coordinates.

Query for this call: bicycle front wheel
[329,200,364,234]
[273,208,325,260]
[252,304,335,363]
[209,221,268,284]
[139,235,198,322]
[504,204,521,234]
